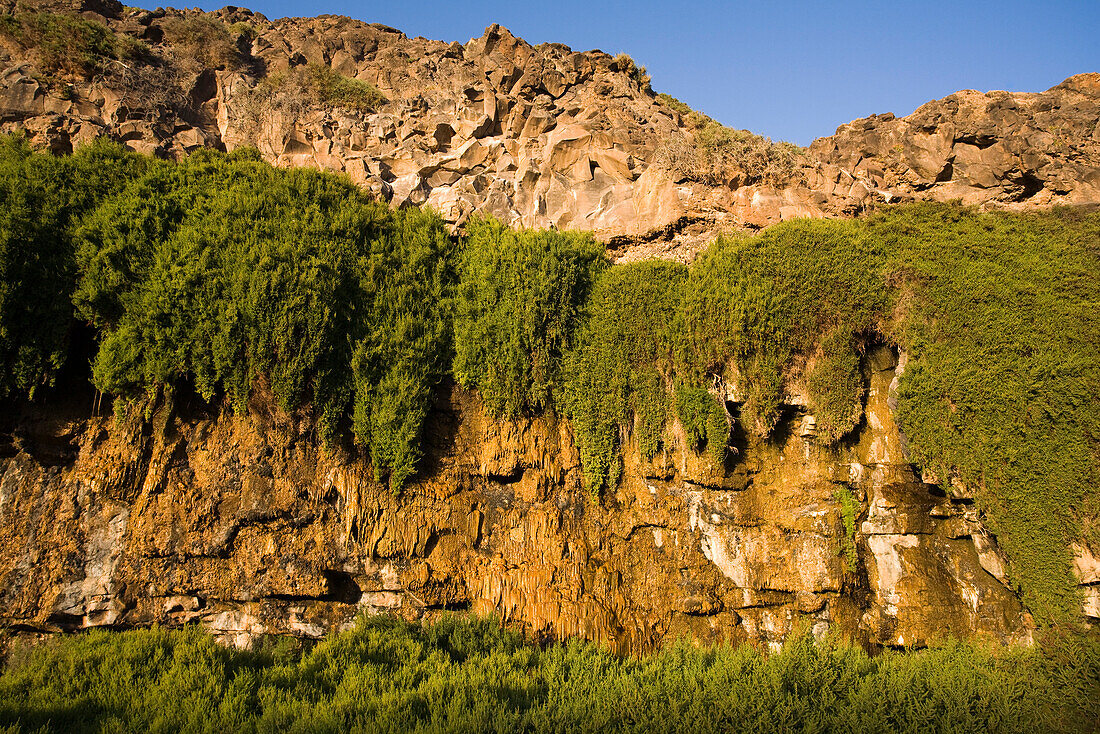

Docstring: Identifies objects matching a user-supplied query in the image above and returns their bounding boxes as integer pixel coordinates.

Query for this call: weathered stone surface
[0,351,1037,651]
[2,2,1096,263]
[809,74,1100,213]
[1073,542,1100,585]
[1084,586,1100,619]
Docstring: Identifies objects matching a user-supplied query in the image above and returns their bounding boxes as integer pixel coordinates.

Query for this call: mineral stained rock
[5,348,1083,651]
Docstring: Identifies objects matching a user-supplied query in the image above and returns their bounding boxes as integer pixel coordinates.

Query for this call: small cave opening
[322,571,363,604]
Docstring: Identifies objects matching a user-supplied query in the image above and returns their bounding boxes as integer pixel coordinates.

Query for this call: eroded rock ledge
[6,347,1092,651]
[0,0,1097,261]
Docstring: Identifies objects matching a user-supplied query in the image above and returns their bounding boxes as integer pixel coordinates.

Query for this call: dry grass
[655,93,805,187]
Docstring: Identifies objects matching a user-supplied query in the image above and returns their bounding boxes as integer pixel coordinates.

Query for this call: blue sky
[185,0,1099,146]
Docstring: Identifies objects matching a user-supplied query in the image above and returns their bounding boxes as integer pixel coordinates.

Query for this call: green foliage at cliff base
[2,618,1098,734]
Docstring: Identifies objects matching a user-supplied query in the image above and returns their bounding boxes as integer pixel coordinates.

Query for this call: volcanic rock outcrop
[807,74,1100,210]
[1,0,1097,260]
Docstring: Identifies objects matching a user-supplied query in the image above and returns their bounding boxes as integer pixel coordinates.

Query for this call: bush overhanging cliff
[453,216,605,418]
[1,137,1097,624]
[4,139,453,491]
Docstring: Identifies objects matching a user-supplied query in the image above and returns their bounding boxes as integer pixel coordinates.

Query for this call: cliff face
[1,1,1098,261]
[2,347,1063,650]
[2,1,1099,650]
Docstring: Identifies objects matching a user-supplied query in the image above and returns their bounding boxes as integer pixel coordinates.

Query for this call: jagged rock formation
[0,0,1097,261]
[807,74,1100,209]
[6,346,1084,651]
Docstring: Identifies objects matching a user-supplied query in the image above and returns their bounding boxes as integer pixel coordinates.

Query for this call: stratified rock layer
[4,348,1075,651]
[1,1,1097,260]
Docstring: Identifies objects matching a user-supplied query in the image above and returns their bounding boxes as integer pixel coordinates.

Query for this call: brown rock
[3,4,1096,261]
[0,351,1031,651]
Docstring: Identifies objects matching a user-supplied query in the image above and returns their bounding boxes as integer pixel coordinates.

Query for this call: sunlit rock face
[1,1,1098,262]
[1,1,1097,650]
[808,73,1100,211]
[0,347,1053,652]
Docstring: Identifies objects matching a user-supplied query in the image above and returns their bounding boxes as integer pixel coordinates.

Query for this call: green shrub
[0,135,148,398]
[834,485,860,572]
[301,63,387,111]
[655,92,693,116]
[1,620,1097,733]
[0,136,77,399]
[226,21,257,42]
[349,205,454,491]
[74,148,453,491]
[674,383,730,466]
[805,328,866,442]
[237,64,387,143]
[242,63,386,124]
[872,204,1100,623]
[453,217,606,417]
[678,217,888,437]
[564,261,687,496]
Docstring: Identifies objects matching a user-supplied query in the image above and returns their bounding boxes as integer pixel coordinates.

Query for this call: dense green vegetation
[872,206,1100,624]
[564,260,718,495]
[1,617,1097,733]
[677,218,888,440]
[0,136,150,398]
[673,382,730,466]
[79,148,452,491]
[1,138,452,491]
[453,217,605,417]
[675,207,1099,623]
[0,136,1097,623]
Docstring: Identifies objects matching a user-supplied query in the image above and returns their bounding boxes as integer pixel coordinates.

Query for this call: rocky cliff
[1,0,1098,261]
[2,0,1099,650]
[5,346,1080,651]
